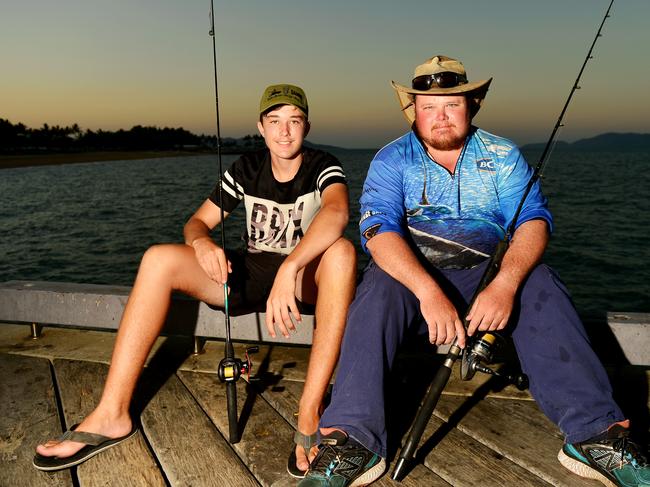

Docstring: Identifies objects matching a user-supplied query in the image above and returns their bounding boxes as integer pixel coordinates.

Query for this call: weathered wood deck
[1,323,648,487]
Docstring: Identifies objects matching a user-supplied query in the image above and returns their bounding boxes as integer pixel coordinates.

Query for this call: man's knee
[346,264,420,336]
[360,264,416,306]
[517,263,580,330]
[523,264,570,300]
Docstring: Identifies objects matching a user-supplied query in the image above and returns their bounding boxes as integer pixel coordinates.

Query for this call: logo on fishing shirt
[362,223,382,241]
[360,210,384,223]
[476,158,496,172]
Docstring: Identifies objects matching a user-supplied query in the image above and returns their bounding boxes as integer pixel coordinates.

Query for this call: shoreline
[0,150,227,169]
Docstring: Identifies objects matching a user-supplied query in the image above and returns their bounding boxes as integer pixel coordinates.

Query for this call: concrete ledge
[606,312,650,367]
[0,280,313,345]
[0,281,648,365]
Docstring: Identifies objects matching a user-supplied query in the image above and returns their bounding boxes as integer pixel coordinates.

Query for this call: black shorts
[223,250,315,315]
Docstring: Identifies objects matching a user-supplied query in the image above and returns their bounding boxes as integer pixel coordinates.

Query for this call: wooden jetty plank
[252,375,451,487]
[52,359,166,487]
[0,324,118,364]
[179,370,294,487]
[418,412,550,486]
[0,323,174,368]
[434,395,600,487]
[257,378,304,429]
[181,371,451,487]
[376,465,452,487]
[141,371,259,486]
[0,353,72,487]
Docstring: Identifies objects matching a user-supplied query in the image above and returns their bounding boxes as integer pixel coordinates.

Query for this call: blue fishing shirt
[359,127,553,269]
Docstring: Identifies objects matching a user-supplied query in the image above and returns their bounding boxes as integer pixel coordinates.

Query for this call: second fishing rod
[392,0,615,480]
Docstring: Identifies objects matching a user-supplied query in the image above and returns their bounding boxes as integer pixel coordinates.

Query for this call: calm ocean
[1,149,648,317]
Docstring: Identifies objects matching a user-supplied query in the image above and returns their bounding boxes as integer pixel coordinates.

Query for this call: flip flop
[33,423,138,471]
[287,430,317,478]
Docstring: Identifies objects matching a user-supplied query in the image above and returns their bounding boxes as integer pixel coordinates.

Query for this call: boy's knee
[142,244,168,265]
[141,244,184,274]
[323,238,356,268]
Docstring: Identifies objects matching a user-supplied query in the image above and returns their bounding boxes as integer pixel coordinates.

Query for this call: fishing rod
[391,0,615,480]
[209,0,257,444]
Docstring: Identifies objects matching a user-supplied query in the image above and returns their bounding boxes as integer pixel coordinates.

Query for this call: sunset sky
[1,0,648,148]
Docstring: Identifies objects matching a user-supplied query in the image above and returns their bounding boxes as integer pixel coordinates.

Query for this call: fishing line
[504,0,615,241]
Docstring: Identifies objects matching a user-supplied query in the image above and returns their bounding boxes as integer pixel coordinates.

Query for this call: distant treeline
[0,118,265,154]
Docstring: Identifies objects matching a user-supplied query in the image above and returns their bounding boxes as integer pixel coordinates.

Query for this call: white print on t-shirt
[246,192,320,254]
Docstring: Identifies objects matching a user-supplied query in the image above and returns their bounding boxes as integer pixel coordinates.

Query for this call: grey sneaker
[558,424,650,487]
[298,431,386,487]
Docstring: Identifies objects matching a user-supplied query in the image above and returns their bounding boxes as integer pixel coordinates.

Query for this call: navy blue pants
[320,261,624,459]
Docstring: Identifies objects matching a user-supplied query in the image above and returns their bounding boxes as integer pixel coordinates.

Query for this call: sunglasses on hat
[411,72,468,90]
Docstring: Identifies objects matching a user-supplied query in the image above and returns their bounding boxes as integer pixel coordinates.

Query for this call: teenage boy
[34,84,355,478]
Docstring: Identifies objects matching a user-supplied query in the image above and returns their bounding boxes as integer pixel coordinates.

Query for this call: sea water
[1,149,648,316]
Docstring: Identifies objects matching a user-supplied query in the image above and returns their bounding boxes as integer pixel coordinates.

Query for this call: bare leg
[294,238,356,471]
[36,243,224,458]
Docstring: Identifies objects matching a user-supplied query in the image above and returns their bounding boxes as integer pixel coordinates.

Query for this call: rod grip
[226,381,239,443]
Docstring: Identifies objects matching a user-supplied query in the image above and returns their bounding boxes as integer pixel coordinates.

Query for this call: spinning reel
[460,332,529,390]
[218,346,259,383]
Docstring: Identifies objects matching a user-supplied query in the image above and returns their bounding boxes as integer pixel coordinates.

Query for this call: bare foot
[295,443,319,472]
[35,410,132,459]
[295,405,320,472]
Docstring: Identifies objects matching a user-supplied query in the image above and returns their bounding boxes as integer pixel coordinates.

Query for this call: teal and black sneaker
[558,424,649,487]
[298,431,386,487]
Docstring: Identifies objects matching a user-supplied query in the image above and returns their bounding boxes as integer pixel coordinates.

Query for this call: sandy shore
[0,150,213,169]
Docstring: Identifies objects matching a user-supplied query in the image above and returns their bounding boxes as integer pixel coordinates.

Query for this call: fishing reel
[218,346,259,383]
[460,332,528,390]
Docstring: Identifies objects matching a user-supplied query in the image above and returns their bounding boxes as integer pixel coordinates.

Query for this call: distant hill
[303,140,347,151]
[521,132,650,152]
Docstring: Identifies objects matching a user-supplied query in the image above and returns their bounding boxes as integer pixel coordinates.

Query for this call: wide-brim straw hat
[391,55,492,124]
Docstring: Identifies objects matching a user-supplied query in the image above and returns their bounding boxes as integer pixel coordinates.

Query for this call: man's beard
[416,124,468,151]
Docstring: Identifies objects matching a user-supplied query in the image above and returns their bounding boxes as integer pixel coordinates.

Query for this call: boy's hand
[191,237,231,284]
[265,262,301,338]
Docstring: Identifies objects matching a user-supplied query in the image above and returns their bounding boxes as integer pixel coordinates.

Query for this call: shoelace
[611,435,648,469]
[310,444,341,477]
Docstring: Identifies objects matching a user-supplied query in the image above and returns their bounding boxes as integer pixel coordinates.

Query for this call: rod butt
[391,457,408,481]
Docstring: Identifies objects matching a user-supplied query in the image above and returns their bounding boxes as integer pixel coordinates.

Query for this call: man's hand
[191,237,231,284]
[420,292,466,348]
[465,278,517,337]
[265,262,301,338]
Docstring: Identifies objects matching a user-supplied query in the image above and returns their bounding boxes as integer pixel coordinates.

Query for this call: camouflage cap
[259,84,308,118]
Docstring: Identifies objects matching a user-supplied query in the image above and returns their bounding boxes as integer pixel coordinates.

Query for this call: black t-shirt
[209,148,346,255]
